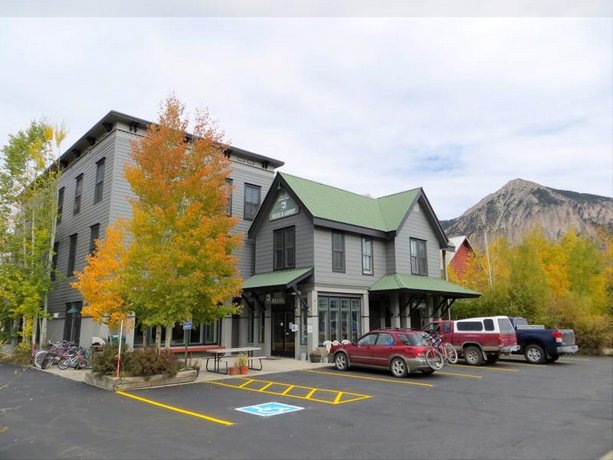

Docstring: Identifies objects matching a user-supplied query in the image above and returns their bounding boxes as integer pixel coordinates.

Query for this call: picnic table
[205,347,263,374]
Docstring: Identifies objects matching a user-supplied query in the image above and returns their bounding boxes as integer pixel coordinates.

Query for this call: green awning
[370,273,480,298]
[243,267,314,291]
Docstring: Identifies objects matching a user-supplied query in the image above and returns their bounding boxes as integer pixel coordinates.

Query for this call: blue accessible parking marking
[235,402,304,417]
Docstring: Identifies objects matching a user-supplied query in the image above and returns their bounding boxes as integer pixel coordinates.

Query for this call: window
[375,333,395,346]
[318,296,361,345]
[258,306,265,343]
[94,158,105,204]
[63,301,83,343]
[357,333,377,346]
[273,226,295,270]
[67,233,78,276]
[362,237,373,275]
[410,238,428,275]
[457,321,483,332]
[73,174,83,215]
[57,187,64,222]
[225,179,233,216]
[498,317,515,333]
[89,224,100,254]
[484,319,495,331]
[248,308,255,343]
[332,231,345,272]
[244,183,261,221]
[51,242,59,281]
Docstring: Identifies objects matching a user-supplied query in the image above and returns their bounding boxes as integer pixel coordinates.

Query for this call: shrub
[92,344,127,376]
[124,347,177,379]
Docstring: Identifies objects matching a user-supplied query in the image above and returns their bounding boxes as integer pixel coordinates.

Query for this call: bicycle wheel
[444,343,458,364]
[41,353,55,369]
[426,348,444,370]
[33,351,48,368]
[57,359,70,370]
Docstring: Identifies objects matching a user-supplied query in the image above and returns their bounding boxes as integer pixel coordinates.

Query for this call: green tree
[0,121,66,350]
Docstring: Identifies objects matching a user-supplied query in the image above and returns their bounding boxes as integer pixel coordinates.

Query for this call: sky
[0,3,611,220]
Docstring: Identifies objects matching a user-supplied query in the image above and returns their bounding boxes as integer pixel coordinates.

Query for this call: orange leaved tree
[73,96,243,347]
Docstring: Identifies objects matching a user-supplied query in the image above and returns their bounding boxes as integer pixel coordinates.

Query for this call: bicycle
[58,347,91,370]
[423,331,458,365]
[33,340,77,369]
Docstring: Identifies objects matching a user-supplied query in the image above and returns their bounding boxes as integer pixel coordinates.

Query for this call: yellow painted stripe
[304,369,433,387]
[239,379,254,388]
[498,360,543,368]
[437,371,483,379]
[452,364,518,372]
[305,388,317,399]
[559,356,591,362]
[333,392,343,404]
[207,380,371,405]
[281,385,294,395]
[259,382,273,391]
[116,391,234,426]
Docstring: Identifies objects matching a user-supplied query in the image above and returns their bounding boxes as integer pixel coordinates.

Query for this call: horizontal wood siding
[254,210,314,274]
[48,132,118,315]
[395,200,441,277]
[313,227,386,289]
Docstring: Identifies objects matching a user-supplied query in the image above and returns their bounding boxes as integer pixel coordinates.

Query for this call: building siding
[394,200,441,277]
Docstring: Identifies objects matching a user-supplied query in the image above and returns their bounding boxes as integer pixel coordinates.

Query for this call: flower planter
[228,366,239,376]
[239,366,249,375]
[84,369,198,391]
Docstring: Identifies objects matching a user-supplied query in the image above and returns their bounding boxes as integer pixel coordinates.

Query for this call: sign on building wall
[270,190,299,221]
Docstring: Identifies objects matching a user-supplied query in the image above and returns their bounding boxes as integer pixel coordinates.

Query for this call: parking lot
[1,356,611,459]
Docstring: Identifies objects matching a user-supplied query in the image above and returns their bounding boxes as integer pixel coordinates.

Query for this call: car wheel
[546,354,560,363]
[524,344,546,364]
[464,346,484,365]
[390,357,408,378]
[334,352,349,371]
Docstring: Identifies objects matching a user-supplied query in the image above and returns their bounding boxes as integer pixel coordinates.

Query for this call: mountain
[440,178,613,248]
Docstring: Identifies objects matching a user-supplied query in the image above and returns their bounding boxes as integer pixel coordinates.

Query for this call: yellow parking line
[559,356,591,362]
[452,364,518,372]
[207,378,371,405]
[437,371,482,379]
[116,391,234,426]
[303,369,434,387]
[239,379,254,388]
[498,360,543,368]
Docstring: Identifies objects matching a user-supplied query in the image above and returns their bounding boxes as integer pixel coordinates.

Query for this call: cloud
[0,17,610,221]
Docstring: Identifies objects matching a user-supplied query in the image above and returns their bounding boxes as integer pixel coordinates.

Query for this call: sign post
[182,321,192,371]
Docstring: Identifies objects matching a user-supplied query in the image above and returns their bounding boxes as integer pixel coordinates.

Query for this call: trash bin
[108,335,126,345]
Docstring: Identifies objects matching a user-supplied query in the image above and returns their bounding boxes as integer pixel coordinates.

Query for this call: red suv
[330,329,440,378]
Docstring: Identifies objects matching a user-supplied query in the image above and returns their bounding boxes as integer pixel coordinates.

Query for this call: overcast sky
[1,7,611,220]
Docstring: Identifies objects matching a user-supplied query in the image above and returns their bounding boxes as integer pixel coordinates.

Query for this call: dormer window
[410,238,428,276]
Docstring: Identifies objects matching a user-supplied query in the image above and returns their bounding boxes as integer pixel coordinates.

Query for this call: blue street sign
[182,321,192,330]
[235,402,304,417]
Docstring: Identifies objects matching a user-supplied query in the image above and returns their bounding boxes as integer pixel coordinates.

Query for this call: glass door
[271,305,295,357]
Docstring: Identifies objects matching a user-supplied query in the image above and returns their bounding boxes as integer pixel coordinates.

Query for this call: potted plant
[228,360,239,376]
[238,353,249,375]
[309,349,322,363]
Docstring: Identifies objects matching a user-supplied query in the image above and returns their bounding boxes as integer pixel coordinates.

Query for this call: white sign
[235,402,304,417]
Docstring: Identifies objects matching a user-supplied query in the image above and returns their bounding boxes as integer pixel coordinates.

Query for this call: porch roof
[370,273,481,298]
[242,267,314,290]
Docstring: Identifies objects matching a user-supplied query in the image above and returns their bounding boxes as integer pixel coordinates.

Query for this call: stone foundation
[84,369,198,391]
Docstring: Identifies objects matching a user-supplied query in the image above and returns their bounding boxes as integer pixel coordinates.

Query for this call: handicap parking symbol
[235,402,304,417]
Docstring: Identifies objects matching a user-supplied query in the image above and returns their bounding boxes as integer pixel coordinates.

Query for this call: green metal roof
[370,273,481,298]
[243,267,313,290]
[280,173,420,232]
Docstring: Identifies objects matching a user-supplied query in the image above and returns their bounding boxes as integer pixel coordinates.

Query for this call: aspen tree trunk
[155,326,161,349]
[164,325,172,349]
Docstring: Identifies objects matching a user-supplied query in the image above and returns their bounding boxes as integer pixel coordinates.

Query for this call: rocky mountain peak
[441,179,612,248]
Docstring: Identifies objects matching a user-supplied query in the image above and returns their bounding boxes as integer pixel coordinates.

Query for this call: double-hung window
[89,224,100,254]
[67,233,78,276]
[244,183,261,221]
[51,242,59,281]
[94,158,105,204]
[332,231,345,272]
[57,187,64,223]
[273,226,295,270]
[410,238,428,275]
[225,178,233,216]
[362,237,373,275]
[74,175,83,215]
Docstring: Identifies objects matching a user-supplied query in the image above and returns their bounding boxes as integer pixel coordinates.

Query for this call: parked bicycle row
[32,339,92,370]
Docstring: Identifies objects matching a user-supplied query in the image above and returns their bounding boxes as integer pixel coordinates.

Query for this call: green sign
[270,191,298,221]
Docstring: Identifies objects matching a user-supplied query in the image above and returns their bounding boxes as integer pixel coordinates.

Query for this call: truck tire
[524,344,546,364]
[464,346,484,365]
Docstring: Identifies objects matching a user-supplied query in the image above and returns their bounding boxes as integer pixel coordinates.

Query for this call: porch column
[307,290,317,357]
[362,293,370,334]
[391,293,401,328]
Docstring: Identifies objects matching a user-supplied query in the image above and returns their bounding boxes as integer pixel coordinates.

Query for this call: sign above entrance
[270,191,299,221]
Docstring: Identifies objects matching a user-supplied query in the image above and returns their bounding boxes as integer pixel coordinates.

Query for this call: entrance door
[271,305,295,357]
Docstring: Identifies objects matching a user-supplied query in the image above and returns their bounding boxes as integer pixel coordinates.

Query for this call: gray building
[47,111,283,349]
[46,111,478,359]
[243,173,479,359]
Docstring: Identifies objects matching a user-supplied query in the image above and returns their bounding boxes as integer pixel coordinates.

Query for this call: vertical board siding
[254,210,314,274]
[395,200,441,277]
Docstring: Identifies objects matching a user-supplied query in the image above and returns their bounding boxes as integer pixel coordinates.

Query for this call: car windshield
[398,333,427,346]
